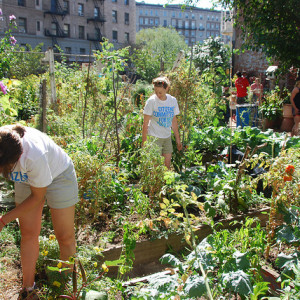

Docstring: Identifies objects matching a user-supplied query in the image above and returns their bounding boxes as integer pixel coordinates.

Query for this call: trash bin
[236,104,258,128]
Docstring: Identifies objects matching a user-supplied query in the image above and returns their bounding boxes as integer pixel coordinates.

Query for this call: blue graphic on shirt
[10,172,28,182]
[153,106,175,128]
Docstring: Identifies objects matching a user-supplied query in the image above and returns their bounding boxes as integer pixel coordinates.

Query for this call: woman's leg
[18,199,45,288]
[292,115,300,136]
[50,205,76,261]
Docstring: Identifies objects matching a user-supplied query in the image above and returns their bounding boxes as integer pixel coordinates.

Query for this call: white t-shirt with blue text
[143,94,180,139]
[9,127,72,188]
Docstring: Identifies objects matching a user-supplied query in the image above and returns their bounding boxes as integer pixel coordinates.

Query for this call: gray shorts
[148,135,173,154]
[15,164,79,209]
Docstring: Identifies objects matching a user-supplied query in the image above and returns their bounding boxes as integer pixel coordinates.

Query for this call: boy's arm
[172,116,182,151]
[142,114,151,147]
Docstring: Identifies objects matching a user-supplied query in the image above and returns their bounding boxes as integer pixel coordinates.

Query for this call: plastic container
[236,104,258,127]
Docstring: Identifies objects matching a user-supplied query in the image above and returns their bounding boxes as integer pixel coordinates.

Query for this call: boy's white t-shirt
[143,94,180,138]
[10,127,72,188]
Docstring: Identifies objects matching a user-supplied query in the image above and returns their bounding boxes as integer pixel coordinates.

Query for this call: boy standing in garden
[142,76,182,169]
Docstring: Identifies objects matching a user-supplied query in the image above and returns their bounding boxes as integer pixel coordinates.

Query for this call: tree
[132,27,188,82]
[216,0,300,70]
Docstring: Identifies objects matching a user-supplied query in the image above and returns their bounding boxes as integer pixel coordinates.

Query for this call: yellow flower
[53,281,61,287]
[49,234,56,240]
[57,262,63,269]
[93,262,98,268]
[42,250,48,256]
[101,263,109,273]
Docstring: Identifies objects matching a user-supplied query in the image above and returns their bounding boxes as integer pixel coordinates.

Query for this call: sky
[136,0,221,9]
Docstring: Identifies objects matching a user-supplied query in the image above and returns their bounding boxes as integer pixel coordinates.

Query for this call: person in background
[235,71,250,104]
[0,124,79,300]
[142,76,182,169]
[251,77,264,104]
[290,77,300,136]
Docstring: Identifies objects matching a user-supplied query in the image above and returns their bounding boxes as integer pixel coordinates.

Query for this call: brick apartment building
[0,0,136,55]
[136,2,231,46]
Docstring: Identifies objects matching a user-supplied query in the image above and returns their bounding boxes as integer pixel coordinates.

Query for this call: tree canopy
[217,0,300,70]
[132,27,188,82]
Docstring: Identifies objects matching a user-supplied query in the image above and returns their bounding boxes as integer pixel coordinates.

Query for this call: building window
[124,0,129,5]
[139,9,143,15]
[185,21,189,29]
[179,12,182,18]
[185,31,189,37]
[163,11,167,17]
[185,13,189,18]
[18,0,26,6]
[212,16,214,20]
[112,30,118,42]
[78,4,84,16]
[145,18,148,25]
[216,24,219,29]
[112,10,117,23]
[207,32,210,37]
[19,18,27,33]
[145,10,148,16]
[36,21,40,32]
[125,13,129,25]
[149,18,153,25]
[199,14,203,19]
[211,24,214,29]
[207,15,210,20]
[155,10,158,16]
[216,17,219,21]
[171,19,176,27]
[51,22,57,35]
[65,47,71,54]
[191,31,195,37]
[79,26,85,39]
[95,28,101,39]
[163,20,167,27]
[185,39,188,44]
[178,20,182,28]
[155,19,159,26]
[192,14,195,19]
[191,38,195,43]
[112,0,117,2]
[94,7,100,18]
[172,12,175,17]
[191,21,195,29]
[125,32,129,42]
[63,1,69,12]
[64,24,70,37]
[36,0,39,5]
[199,32,203,37]
[150,10,153,16]
[80,48,86,54]
[139,17,143,25]
[207,23,210,29]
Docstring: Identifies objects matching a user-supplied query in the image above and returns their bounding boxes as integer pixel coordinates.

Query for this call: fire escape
[44,0,68,50]
[87,0,106,51]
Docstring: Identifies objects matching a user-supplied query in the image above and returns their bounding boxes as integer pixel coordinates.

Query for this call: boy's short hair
[152,77,170,89]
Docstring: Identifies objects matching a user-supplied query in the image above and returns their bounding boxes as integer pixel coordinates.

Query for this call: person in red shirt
[235,71,250,104]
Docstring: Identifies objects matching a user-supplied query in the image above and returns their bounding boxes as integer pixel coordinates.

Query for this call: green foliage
[217,0,300,70]
[9,43,46,79]
[259,86,284,121]
[0,16,17,78]
[133,27,188,82]
[138,139,167,198]
[193,36,231,87]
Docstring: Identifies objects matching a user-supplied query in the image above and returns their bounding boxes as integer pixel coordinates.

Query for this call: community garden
[1,9,300,300]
